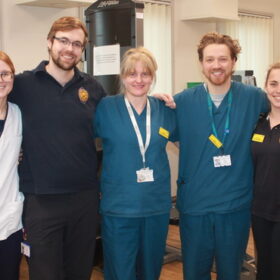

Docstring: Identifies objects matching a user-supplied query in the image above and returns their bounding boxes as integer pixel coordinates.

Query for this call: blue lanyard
[206,87,233,148]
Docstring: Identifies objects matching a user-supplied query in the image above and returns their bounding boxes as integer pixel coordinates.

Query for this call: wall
[172,0,280,93]
[0,0,80,73]
[0,0,278,96]
[172,0,216,93]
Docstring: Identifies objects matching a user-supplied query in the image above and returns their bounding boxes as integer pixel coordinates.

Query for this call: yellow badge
[209,134,223,148]
[159,127,170,139]
[252,133,265,143]
[78,87,89,103]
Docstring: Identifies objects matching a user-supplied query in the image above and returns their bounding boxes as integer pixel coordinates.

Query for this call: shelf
[183,15,240,23]
[16,0,93,8]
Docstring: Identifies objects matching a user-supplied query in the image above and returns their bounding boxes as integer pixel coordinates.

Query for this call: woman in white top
[0,51,23,280]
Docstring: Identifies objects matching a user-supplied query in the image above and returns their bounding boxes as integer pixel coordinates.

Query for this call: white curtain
[144,2,172,94]
[217,14,273,88]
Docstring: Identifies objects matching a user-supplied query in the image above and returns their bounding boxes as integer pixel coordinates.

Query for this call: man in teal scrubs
[173,32,267,280]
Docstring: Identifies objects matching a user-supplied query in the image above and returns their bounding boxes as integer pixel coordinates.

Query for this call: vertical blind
[144,2,172,94]
[217,13,273,88]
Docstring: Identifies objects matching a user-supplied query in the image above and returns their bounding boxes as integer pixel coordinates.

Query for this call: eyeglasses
[0,71,14,82]
[53,36,84,50]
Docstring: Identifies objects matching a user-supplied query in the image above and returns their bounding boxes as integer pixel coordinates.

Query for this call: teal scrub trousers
[101,213,169,280]
[179,208,250,280]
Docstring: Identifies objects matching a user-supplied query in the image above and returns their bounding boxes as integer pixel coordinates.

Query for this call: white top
[0,102,24,240]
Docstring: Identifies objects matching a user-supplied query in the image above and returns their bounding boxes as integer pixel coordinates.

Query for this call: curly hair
[197,32,241,62]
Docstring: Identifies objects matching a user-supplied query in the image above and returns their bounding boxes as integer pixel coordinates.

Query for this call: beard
[204,69,233,86]
[49,48,79,71]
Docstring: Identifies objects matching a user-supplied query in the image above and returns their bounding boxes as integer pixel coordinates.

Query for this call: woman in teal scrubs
[94,47,176,280]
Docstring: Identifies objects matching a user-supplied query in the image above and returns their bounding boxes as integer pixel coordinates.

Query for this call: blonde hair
[120,47,157,93]
[265,62,280,87]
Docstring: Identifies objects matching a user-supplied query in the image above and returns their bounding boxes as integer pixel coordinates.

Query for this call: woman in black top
[252,62,280,280]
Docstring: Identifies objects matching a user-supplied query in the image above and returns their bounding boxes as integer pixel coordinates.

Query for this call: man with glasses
[9,17,106,280]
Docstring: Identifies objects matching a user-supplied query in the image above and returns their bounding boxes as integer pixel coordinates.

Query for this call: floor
[19,225,256,280]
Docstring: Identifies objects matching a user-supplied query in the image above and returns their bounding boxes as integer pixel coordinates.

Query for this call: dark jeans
[252,215,280,280]
[0,229,22,280]
[23,190,99,280]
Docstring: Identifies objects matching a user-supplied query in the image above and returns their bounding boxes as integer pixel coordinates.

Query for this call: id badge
[136,168,154,183]
[213,155,232,168]
[252,133,265,143]
[21,242,31,257]
[209,134,223,148]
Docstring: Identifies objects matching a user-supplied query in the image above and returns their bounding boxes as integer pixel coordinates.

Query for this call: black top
[0,104,8,137]
[252,113,280,221]
[0,120,4,136]
[9,61,106,194]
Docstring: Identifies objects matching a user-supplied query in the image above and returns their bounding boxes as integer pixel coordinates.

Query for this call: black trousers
[0,229,22,280]
[23,190,99,280]
[252,215,280,280]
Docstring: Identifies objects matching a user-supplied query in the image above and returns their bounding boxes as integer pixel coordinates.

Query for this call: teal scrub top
[94,94,176,217]
[173,82,268,215]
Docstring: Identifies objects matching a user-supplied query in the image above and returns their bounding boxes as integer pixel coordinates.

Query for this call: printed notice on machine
[93,44,120,76]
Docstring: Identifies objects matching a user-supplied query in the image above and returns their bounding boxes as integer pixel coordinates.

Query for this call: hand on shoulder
[152,93,176,109]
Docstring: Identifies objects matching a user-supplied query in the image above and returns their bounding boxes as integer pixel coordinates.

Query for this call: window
[217,12,273,88]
